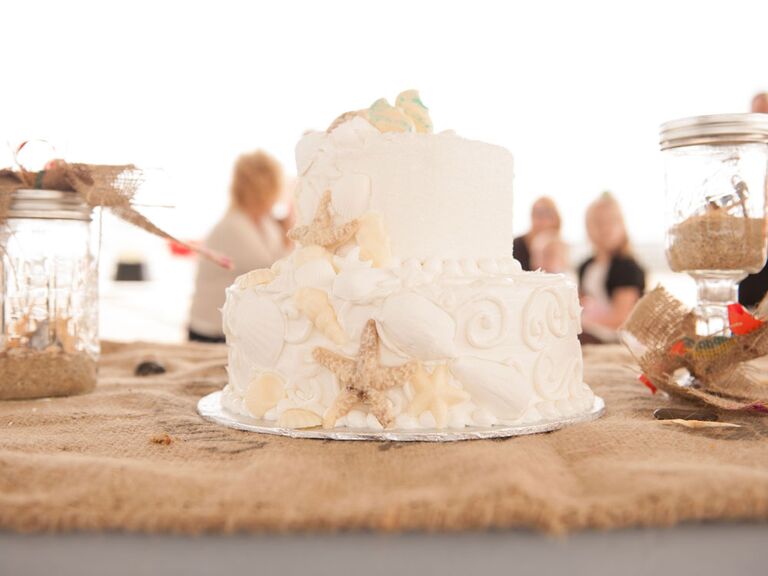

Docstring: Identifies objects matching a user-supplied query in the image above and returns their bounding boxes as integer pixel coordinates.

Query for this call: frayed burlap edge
[0,163,230,268]
[622,285,768,413]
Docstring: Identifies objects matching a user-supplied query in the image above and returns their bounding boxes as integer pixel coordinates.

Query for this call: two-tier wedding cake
[221,91,594,431]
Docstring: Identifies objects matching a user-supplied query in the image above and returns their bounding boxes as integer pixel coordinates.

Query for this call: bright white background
[2,0,766,340]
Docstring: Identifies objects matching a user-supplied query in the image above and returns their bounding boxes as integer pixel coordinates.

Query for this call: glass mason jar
[660,114,768,336]
[0,189,99,399]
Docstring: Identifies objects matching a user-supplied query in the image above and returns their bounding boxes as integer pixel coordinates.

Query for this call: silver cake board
[197,391,605,442]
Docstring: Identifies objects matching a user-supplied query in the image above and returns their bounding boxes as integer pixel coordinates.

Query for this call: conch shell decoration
[294,287,347,345]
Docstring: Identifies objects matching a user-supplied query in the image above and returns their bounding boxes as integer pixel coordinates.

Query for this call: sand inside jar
[667,210,767,272]
[0,346,97,400]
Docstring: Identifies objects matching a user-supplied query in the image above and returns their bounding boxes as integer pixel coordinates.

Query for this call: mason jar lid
[6,189,92,221]
[660,113,768,150]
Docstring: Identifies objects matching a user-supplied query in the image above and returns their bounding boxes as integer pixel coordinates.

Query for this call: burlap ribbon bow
[0,162,231,268]
[622,285,768,413]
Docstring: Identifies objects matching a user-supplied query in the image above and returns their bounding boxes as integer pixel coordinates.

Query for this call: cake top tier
[294,91,515,262]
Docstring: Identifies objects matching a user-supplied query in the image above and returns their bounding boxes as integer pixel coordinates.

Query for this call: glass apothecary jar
[660,114,768,336]
[0,189,99,399]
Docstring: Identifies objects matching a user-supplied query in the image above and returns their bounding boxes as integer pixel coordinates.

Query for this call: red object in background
[168,239,194,257]
[638,374,658,394]
[727,303,764,336]
[669,340,686,357]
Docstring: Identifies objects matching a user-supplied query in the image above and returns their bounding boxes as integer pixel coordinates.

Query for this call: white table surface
[1,524,765,576]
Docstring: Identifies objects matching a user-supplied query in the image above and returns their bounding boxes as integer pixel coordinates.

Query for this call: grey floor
[1,524,765,576]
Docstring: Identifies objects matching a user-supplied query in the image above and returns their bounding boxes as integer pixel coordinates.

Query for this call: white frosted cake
[221,91,594,431]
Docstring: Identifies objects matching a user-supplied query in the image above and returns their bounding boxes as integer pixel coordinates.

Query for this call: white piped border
[197,391,605,442]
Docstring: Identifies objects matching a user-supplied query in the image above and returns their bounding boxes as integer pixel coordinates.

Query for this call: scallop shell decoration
[294,245,335,269]
[244,372,285,418]
[227,294,285,368]
[377,293,458,360]
[235,268,275,289]
[332,266,399,303]
[330,173,371,220]
[278,409,322,429]
[294,287,347,345]
[294,259,336,289]
[295,131,325,175]
[449,357,531,420]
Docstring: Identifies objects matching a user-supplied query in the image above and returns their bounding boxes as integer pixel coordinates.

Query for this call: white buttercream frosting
[296,117,515,261]
[222,99,592,431]
[223,247,590,430]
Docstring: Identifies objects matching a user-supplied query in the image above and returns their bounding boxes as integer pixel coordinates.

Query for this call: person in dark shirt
[513,197,561,271]
[578,192,645,342]
[739,92,768,309]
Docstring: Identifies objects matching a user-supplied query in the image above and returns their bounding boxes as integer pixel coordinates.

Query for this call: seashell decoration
[364,98,415,133]
[449,356,531,420]
[327,110,365,133]
[356,212,393,268]
[294,287,347,345]
[278,408,323,429]
[395,89,433,134]
[377,293,458,360]
[332,266,399,303]
[294,245,336,269]
[244,372,286,418]
[330,173,372,220]
[280,300,314,345]
[227,294,285,368]
[294,259,336,289]
[227,346,256,393]
[295,131,325,175]
[235,268,275,289]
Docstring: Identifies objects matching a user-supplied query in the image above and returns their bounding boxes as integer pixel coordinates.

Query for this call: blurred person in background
[513,196,562,271]
[529,230,570,274]
[578,192,645,343]
[739,91,768,309]
[188,150,294,343]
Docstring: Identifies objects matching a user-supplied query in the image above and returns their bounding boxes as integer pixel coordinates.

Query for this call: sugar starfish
[288,190,359,250]
[314,319,417,429]
[408,365,470,428]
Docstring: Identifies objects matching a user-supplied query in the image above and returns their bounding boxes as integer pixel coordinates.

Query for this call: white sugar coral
[294,287,347,345]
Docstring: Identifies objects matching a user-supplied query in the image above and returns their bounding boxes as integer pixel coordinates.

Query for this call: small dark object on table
[135,360,166,377]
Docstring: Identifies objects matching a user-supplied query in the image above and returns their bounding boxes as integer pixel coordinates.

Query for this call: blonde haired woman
[577,192,645,343]
[513,197,562,271]
[189,150,293,342]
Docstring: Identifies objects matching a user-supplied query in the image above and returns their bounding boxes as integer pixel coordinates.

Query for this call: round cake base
[197,391,605,442]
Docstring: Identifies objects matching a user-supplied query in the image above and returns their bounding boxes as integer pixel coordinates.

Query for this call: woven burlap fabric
[1,341,767,535]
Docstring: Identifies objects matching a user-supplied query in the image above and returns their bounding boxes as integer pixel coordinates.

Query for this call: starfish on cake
[314,319,417,429]
[408,365,470,428]
[288,190,359,250]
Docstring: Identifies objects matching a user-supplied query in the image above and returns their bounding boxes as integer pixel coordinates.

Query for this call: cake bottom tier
[222,252,593,431]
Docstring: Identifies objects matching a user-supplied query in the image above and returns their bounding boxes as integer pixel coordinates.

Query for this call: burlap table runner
[1,341,767,535]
